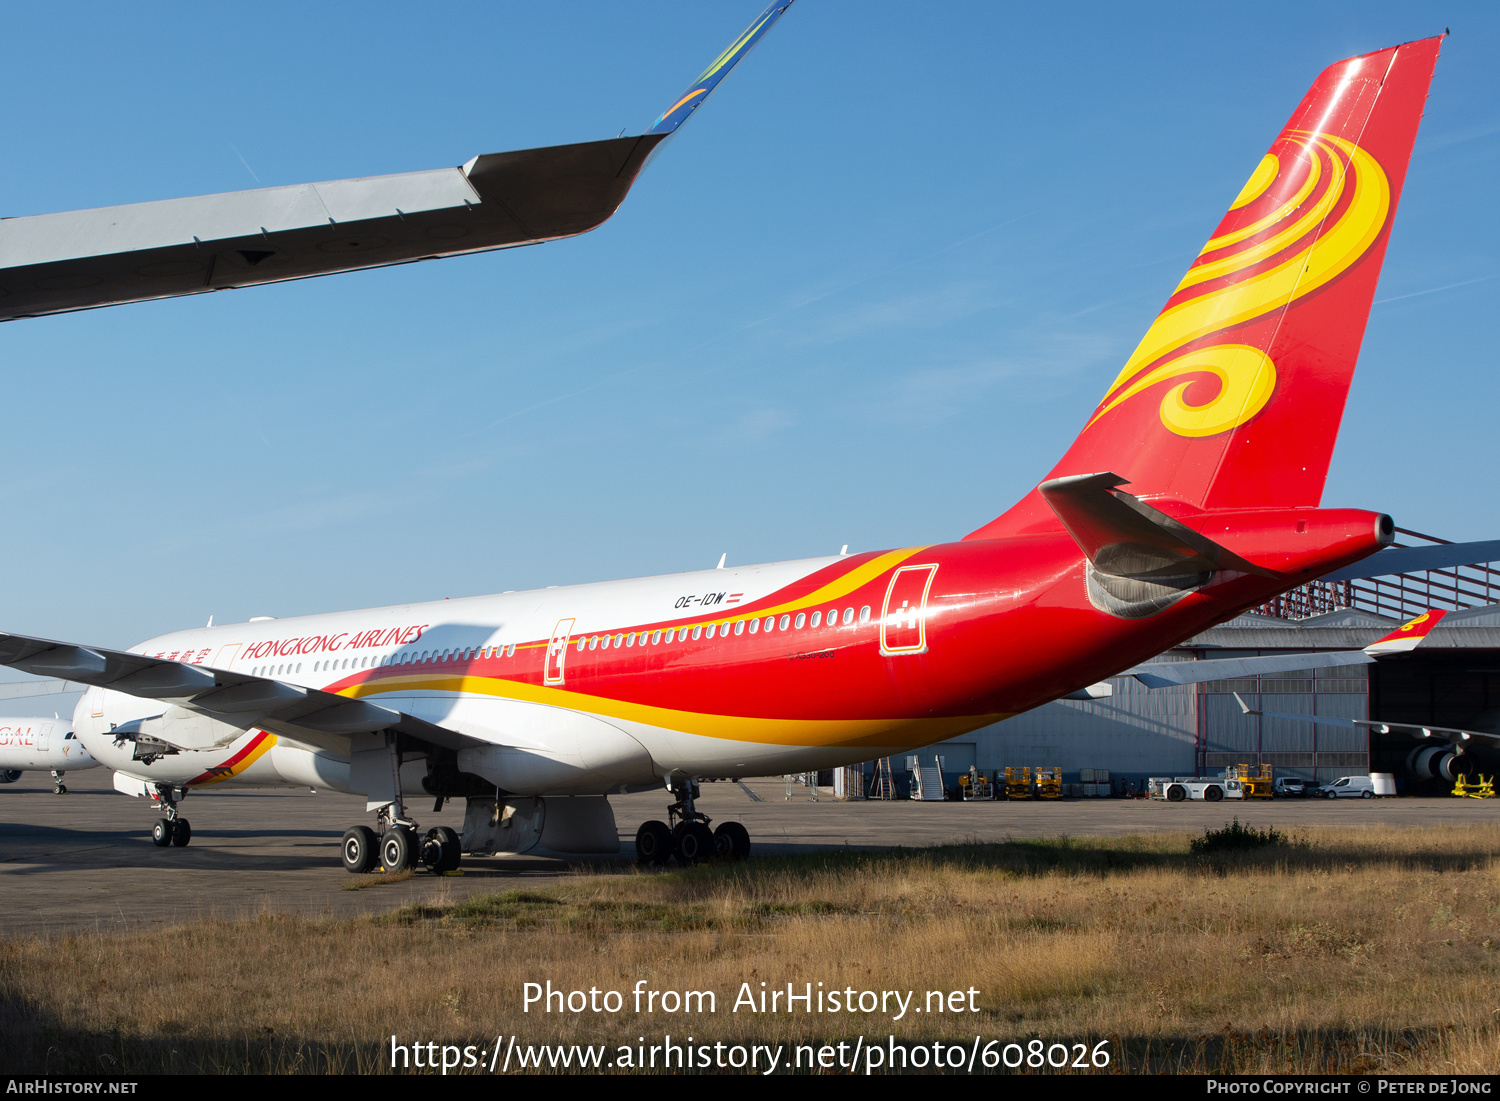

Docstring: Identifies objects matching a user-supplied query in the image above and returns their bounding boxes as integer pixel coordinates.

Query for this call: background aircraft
[0,36,1449,871]
[0,716,98,794]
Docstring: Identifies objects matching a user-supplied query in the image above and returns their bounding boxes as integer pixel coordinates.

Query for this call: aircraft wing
[0,630,481,757]
[1115,610,1447,690]
[1317,540,1500,582]
[1232,693,1500,749]
[0,1,796,323]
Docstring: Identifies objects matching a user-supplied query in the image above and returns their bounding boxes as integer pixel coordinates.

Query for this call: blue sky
[0,1,1495,647]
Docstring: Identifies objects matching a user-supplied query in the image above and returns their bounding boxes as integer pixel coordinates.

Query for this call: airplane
[0,1,795,323]
[1226,609,1500,788]
[0,34,1446,872]
[0,716,99,794]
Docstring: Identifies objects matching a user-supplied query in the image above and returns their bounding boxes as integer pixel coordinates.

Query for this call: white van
[1323,775,1375,799]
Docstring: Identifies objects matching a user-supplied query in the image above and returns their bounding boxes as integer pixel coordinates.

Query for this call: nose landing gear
[50,770,68,795]
[635,778,751,866]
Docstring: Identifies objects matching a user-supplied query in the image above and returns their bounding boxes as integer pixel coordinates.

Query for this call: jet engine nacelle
[1408,744,1462,782]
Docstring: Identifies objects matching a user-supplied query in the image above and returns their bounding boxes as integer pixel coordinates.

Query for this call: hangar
[912,530,1500,796]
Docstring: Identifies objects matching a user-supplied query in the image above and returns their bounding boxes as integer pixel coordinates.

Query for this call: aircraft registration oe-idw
[0,10,1449,874]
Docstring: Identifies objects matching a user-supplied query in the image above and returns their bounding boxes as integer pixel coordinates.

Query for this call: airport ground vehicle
[0,29,1447,870]
[1325,775,1376,799]
[1150,777,1247,803]
[1274,777,1313,797]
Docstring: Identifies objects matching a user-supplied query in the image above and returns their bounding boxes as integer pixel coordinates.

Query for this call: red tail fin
[971,36,1442,540]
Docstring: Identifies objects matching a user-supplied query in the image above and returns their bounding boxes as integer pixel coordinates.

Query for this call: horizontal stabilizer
[1041,473,1274,581]
[1318,541,1500,582]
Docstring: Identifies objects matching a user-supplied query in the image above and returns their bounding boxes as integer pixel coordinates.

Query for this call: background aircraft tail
[971,36,1443,540]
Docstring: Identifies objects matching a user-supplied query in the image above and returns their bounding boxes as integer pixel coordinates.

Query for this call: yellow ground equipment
[1453,774,1495,799]
[1004,766,1032,799]
[959,767,993,800]
[1232,763,1274,798]
[1035,766,1063,799]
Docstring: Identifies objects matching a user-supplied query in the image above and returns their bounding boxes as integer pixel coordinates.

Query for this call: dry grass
[4,824,1500,1074]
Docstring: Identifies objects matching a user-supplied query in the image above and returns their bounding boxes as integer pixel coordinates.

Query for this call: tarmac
[3,768,1497,937]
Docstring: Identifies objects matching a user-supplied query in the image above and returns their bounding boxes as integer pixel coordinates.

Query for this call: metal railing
[1256,528,1500,621]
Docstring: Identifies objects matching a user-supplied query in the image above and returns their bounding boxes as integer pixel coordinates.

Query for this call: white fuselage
[73,555,879,798]
[0,717,97,773]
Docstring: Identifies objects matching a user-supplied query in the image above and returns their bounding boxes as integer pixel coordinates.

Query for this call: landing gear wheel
[342,826,378,874]
[635,820,672,865]
[380,827,416,871]
[419,826,462,873]
[170,819,191,847]
[673,821,715,865]
[53,783,67,795]
[151,818,174,847]
[714,821,751,862]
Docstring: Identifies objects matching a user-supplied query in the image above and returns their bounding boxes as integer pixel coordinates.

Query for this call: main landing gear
[148,784,191,848]
[340,732,461,875]
[636,778,751,867]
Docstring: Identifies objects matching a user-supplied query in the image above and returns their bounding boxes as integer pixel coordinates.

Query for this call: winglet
[1364,609,1447,656]
[647,1,796,135]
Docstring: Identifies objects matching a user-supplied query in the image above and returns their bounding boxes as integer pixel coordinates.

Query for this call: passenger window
[589,636,598,650]
[705,624,717,639]
[749,619,759,634]
[794,613,805,629]
[735,620,745,636]
[842,608,855,626]
[859,606,871,624]
[766,616,778,632]
[691,626,702,641]
[652,630,663,645]
[778,614,791,631]
[679,627,690,642]
[810,611,821,628]
[626,633,635,647]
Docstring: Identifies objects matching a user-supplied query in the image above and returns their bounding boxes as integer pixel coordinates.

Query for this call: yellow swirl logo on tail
[1089,132,1391,438]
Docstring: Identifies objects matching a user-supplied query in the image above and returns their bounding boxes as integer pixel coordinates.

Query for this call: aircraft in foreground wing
[0,2,795,322]
[0,36,1447,872]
